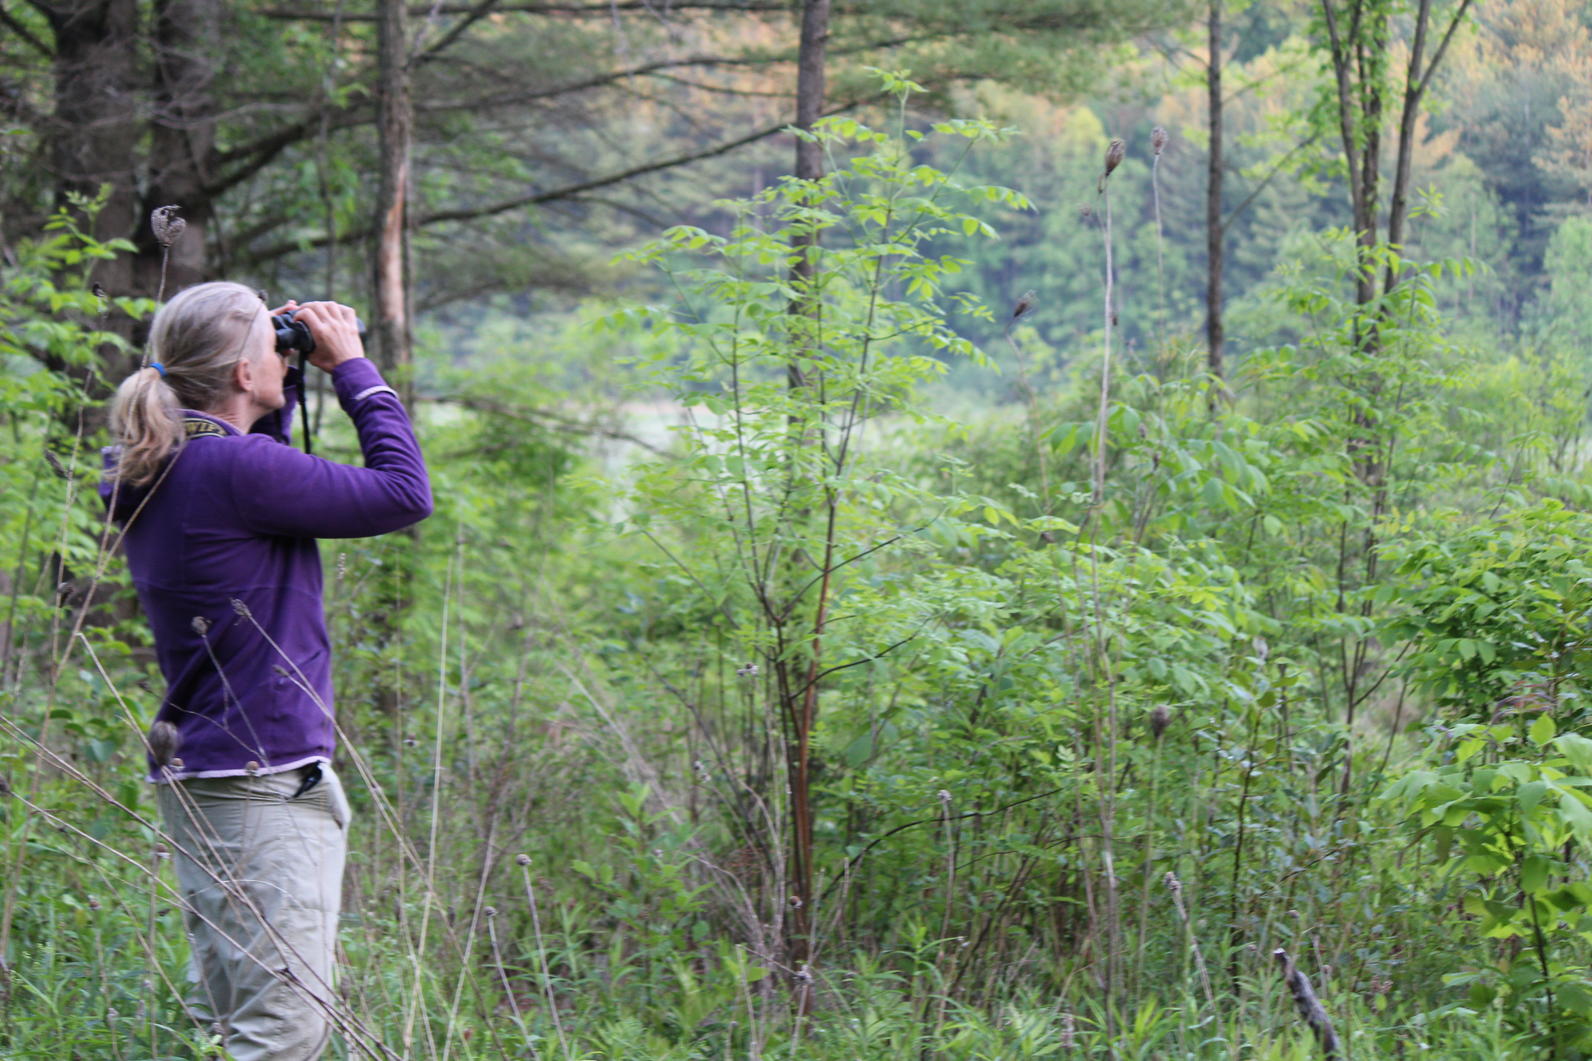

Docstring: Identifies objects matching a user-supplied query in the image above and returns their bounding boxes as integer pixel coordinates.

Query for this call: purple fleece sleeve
[230,358,432,539]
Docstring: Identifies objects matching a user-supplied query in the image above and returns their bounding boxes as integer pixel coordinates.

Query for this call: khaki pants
[157,764,350,1061]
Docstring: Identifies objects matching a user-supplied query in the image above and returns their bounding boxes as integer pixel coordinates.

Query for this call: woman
[102,281,431,1060]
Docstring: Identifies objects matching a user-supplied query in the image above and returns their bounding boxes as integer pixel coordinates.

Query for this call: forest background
[8,0,1592,1057]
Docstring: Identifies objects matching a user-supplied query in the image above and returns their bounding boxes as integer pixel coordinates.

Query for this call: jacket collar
[182,410,242,438]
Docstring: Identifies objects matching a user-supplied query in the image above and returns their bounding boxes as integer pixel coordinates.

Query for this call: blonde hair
[109,282,269,485]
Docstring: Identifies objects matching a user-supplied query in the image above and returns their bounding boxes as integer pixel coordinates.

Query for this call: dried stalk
[1274,947,1341,1059]
[150,205,186,303]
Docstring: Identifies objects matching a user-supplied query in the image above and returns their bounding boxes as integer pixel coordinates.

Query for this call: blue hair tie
[149,361,167,378]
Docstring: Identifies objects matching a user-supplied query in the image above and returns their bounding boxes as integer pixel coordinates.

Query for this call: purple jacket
[101,358,432,780]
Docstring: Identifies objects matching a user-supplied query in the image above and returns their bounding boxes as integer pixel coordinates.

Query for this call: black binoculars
[270,309,368,356]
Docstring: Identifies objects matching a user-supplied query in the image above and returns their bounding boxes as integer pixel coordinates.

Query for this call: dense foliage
[9,1,1592,1058]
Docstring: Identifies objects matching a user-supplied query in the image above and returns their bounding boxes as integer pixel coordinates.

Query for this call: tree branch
[1220,131,1323,233]
[246,101,860,265]
[414,0,500,64]
[1318,0,1364,225]
[263,1,787,18]
[0,3,51,56]
[207,98,371,198]
[1415,0,1473,100]
[212,46,832,196]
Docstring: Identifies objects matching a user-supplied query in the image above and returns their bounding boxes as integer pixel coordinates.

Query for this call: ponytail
[108,366,183,486]
[107,282,268,486]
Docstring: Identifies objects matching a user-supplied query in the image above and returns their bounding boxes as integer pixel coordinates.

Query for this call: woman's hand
[292,301,366,373]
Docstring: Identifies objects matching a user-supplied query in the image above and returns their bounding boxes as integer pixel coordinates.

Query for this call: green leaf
[1559,792,1592,840]
[1530,713,1557,746]
[1557,733,1592,776]
[1519,779,1549,817]
[1522,853,1550,894]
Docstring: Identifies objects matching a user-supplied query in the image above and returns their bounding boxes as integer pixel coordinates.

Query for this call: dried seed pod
[150,205,186,249]
[1010,289,1036,323]
[148,720,181,768]
[1098,138,1126,191]
[1105,138,1126,175]
[1151,126,1169,157]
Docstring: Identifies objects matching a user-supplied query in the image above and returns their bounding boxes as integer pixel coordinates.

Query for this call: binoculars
[270,309,367,356]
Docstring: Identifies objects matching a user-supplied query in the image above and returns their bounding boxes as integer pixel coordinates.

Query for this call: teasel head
[1106,138,1125,174]
[150,205,186,249]
[148,720,181,768]
[1151,126,1168,157]
[1098,138,1126,192]
[1009,289,1036,323]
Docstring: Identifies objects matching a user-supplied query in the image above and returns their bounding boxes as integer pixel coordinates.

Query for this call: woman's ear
[232,352,257,395]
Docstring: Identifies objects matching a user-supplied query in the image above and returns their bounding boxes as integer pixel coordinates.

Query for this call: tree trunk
[42,0,141,397]
[1204,0,1224,385]
[367,0,417,721]
[783,0,830,991]
[1316,0,1472,801]
[138,0,220,297]
[786,0,831,388]
[374,0,414,398]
